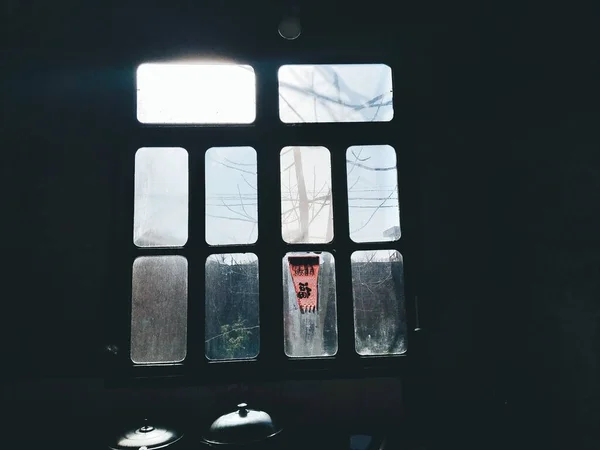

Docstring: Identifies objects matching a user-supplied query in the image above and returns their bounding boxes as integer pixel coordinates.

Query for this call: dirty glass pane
[137,63,256,124]
[134,147,188,247]
[205,147,258,245]
[351,250,407,355]
[278,64,393,123]
[205,253,259,360]
[131,256,188,364]
[346,145,400,242]
[281,146,333,243]
[283,252,338,358]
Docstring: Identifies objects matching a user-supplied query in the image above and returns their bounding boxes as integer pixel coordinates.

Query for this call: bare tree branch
[347,205,398,208]
[247,221,257,242]
[224,157,256,167]
[319,66,371,104]
[281,147,294,157]
[281,161,295,173]
[308,190,331,226]
[348,175,361,191]
[312,69,318,121]
[346,159,396,171]
[206,213,255,223]
[279,93,305,122]
[279,81,392,111]
[220,198,254,221]
[281,193,331,218]
[237,184,249,217]
[241,174,257,191]
[351,148,371,162]
[350,185,398,235]
[206,202,258,207]
[349,196,398,201]
[215,159,256,175]
[347,146,366,176]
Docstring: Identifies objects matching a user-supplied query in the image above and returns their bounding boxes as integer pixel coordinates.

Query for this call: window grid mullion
[187,144,206,376]
[255,64,286,369]
[328,142,358,362]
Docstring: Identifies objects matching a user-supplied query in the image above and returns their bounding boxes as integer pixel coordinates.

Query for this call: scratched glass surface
[346,145,400,242]
[205,253,259,360]
[137,63,256,124]
[280,146,333,244]
[351,250,407,355]
[205,147,258,245]
[278,64,393,123]
[131,256,188,364]
[283,252,338,358]
[134,147,188,248]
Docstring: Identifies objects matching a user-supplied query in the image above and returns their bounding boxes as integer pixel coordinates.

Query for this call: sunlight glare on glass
[137,63,256,124]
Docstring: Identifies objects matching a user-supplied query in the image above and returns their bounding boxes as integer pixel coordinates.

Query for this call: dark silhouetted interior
[2,0,599,448]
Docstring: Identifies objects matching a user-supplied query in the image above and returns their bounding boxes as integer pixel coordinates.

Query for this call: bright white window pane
[133,147,188,247]
[205,147,258,245]
[205,253,259,360]
[134,147,188,247]
[283,252,338,358]
[351,250,407,356]
[137,63,256,124]
[346,145,400,242]
[131,256,188,364]
[280,146,333,243]
[278,64,393,123]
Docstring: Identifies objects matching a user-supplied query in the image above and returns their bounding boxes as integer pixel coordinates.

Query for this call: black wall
[2,1,598,448]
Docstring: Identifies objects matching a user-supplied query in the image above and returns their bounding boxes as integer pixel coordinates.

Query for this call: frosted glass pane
[137,63,256,124]
[346,145,400,242]
[205,253,259,360]
[351,250,407,355]
[283,252,338,358]
[281,146,333,244]
[131,256,188,364]
[205,147,258,245]
[278,64,393,123]
[134,147,188,248]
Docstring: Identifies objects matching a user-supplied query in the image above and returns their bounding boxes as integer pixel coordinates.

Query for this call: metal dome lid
[109,420,183,450]
[204,403,282,445]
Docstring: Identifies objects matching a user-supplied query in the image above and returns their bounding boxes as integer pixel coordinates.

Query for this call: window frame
[105,56,421,387]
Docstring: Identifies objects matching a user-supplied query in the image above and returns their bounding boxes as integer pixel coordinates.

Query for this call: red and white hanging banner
[288,255,320,313]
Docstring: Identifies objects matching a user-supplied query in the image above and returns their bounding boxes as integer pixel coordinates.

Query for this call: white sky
[137,64,256,124]
[205,146,257,245]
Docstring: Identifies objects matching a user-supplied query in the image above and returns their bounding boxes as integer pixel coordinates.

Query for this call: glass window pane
[205,253,259,360]
[281,146,333,243]
[134,147,188,248]
[283,252,338,358]
[351,250,407,355]
[205,147,258,245]
[346,145,400,242]
[278,64,393,123]
[137,63,256,124]
[131,256,188,364]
